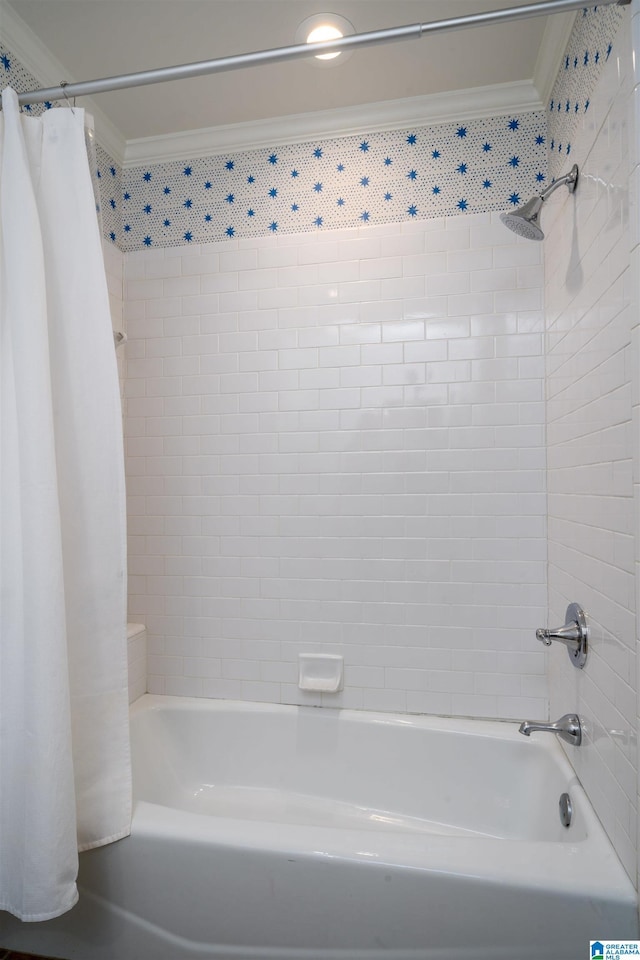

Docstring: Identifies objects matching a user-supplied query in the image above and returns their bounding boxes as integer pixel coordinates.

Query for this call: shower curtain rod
[14,0,631,108]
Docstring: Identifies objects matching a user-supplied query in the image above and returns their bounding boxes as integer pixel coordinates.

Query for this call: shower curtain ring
[60,81,76,114]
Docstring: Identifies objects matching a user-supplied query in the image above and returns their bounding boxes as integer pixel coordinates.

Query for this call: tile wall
[103,239,125,387]
[545,13,637,882]
[124,214,547,719]
[103,239,148,705]
[633,0,640,901]
[547,3,625,180]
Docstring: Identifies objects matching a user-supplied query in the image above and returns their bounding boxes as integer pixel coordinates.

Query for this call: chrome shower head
[500,196,545,241]
[500,164,579,242]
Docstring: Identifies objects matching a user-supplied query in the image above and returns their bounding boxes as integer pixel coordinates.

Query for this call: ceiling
[3,0,566,146]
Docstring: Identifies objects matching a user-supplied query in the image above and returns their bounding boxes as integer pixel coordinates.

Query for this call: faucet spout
[518,713,582,746]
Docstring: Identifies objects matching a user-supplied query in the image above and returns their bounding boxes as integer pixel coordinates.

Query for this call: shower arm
[10,0,631,108]
[539,165,579,201]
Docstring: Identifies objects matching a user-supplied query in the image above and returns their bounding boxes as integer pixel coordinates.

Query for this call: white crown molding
[0,0,126,164]
[532,10,577,107]
[124,79,543,168]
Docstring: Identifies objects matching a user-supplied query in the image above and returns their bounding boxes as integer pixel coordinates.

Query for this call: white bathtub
[1,694,637,959]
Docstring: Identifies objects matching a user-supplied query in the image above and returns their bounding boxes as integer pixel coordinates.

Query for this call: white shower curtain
[0,87,131,921]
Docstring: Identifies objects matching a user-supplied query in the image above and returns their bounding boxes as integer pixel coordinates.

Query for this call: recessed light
[307,23,344,60]
[295,14,356,66]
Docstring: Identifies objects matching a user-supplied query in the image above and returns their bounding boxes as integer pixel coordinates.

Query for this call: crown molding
[532,10,577,107]
[0,0,126,164]
[124,79,543,168]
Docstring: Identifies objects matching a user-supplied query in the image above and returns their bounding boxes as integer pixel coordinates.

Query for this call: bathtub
[1,694,637,960]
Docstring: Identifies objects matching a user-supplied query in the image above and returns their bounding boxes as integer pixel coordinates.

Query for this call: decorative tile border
[547,4,625,178]
[94,143,123,246]
[120,112,546,251]
[0,42,48,117]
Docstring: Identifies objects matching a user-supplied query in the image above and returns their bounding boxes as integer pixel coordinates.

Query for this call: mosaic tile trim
[0,42,121,246]
[547,4,626,178]
[119,112,546,251]
[0,43,49,118]
[95,143,123,245]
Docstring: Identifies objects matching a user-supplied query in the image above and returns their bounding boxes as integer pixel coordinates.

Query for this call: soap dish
[298,654,344,693]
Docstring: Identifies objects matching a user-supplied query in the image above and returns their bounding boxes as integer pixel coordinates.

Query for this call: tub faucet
[518,713,582,746]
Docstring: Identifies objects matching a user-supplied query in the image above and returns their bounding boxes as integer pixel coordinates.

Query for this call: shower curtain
[0,87,131,921]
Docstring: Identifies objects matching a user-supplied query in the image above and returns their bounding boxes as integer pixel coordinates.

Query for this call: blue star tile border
[547,4,625,179]
[95,143,122,244]
[118,112,546,250]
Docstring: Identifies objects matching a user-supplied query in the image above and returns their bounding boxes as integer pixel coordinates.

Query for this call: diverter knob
[535,603,588,668]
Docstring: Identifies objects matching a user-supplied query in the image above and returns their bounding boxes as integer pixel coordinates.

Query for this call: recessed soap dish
[298,654,343,693]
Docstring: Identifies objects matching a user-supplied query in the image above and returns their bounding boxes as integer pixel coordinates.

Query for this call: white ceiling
[3,0,569,148]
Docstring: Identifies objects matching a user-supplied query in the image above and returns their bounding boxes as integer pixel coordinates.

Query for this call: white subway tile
[318,345,360,367]
[403,253,446,278]
[278,264,319,287]
[338,237,382,260]
[257,246,298,268]
[318,260,360,284]
[381,276,424,300]
[239,268,279,291]
[426,272,470,297]
[146,297,182,319]
[495,333,543,357]
[258,287,299,310]
[297,241,340,265]
[200,273,239,294]
[382,320,426,342]
[403,341,447,363]
[494,287,543,313]
[361,342,403,365]
[239,351,278,372]
[448,337,494,360]
[126,278,164,302]
[339,280,381,303]
[220,290,259,313]
[380,234,424,257]
[219,249,258,272]
[426,318,470,339]
[447,248,493,273]
[124,219,547,731]
[448,292,494,317]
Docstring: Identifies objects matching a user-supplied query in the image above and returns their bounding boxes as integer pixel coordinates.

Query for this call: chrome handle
[536,623,582,649]
[536,603,588,669]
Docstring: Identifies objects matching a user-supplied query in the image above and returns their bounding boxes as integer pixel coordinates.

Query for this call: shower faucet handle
[536,603,588,669]
[535,624,581,647]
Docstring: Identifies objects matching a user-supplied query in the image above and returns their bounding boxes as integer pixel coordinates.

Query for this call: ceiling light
[295,14,356,66]
[307,23,343,60]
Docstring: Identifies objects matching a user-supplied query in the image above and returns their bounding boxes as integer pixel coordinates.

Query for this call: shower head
[500,164,579,241]
[500,196,545,241]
